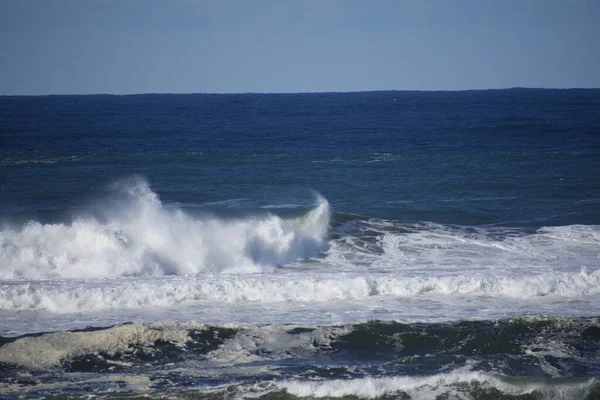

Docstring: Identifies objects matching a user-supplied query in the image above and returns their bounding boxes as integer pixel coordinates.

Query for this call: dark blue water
[2,89,599,227]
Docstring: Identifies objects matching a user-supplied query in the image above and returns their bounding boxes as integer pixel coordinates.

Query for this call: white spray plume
[0,178,330,279]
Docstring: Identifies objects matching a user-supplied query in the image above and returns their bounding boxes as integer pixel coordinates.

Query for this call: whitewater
[1,178,599,337]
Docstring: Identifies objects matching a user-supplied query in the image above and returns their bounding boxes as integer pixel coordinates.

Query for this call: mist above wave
[0,178,330,279]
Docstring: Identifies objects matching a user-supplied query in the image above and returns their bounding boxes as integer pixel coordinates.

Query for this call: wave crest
[1,269,599,313]
[0,178,330,279]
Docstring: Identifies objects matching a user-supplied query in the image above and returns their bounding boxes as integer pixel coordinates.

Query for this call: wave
[276,374,598,399]
[327,219,600,272]
[1,318,599,398]
[1,318,599,379]
[2,177,597,283]
[2,374,597,400]
[1,268,599,313]
[0,178,330,279]
[0,322,199,369]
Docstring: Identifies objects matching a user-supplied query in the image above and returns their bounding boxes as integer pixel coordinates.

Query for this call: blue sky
[0,0,598,94]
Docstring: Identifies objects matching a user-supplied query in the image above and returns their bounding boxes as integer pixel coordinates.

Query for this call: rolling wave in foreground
[1,318,599,399]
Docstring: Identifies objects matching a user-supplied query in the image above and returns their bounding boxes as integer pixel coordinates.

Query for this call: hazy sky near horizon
[0,0,598,95]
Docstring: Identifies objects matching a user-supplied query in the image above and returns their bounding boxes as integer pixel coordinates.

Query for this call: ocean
[0,89,599,399]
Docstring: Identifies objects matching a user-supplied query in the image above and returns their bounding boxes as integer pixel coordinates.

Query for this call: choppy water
[1,89,599,399]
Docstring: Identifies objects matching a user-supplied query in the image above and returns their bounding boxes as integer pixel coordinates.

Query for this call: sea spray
[0,178,330,279]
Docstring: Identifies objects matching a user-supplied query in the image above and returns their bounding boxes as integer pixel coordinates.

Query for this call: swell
[0,178,330,279]
[1,317,599,375]
[2,318,600,399]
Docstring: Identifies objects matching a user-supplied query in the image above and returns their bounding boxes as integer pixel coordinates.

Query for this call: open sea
[1,89,600,399]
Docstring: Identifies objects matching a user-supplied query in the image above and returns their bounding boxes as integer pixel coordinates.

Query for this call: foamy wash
[1,90,600,399]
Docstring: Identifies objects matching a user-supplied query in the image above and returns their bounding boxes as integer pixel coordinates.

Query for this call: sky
[0,0,598,94]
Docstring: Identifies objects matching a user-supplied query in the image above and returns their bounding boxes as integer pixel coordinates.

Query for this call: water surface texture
[1,89,600,399]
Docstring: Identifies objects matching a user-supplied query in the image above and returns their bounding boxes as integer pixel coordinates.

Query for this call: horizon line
[1,86,599,97]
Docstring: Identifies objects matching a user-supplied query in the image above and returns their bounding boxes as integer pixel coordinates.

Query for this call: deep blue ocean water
[2,89,599,226]
[1,89,600,399]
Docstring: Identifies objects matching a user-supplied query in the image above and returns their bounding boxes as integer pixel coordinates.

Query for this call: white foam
[2,183,599,332]
[324,220,600,276]
[0,321,344,370]
[205,323,346,364]
[375,223,600,271]
[278,373,594,399]
[1,268,598,314]
[0,178,329,279]
[0,322,201,369]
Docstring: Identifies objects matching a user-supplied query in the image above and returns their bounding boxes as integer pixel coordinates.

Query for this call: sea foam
[0,322,199,369]
[278,373,595,399]
[0,178,330,279]
[1,268,598,313]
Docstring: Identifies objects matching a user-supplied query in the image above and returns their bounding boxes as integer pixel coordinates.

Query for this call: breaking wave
[276,374,598,399]
[1,268,599,313]
[0,178,330,279]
